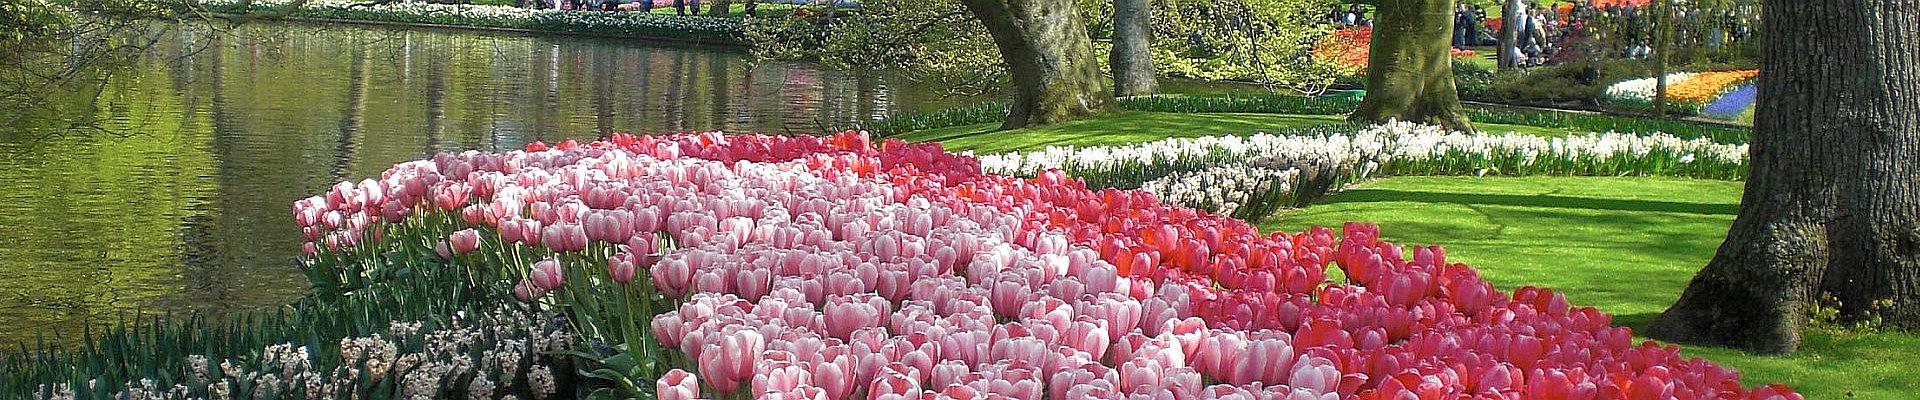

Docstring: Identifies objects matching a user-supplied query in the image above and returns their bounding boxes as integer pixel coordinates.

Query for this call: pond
[0,20,979,347]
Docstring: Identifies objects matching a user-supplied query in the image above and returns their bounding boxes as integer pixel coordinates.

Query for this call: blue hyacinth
[1701,84,1757,120]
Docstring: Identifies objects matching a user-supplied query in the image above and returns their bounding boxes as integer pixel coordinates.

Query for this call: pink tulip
[651,257,693,298]
[431,182,469,211]
[867,371,922,400]
[658,369,699,400]
[542,222,589,253]
[531,259,565,290]
[608,256,637,284]
[434,241,453,261]
[449,229,482,255]
[512,279,545,302]
[824,293,889,341]
[815,354,856,400]
[699,327,765,397]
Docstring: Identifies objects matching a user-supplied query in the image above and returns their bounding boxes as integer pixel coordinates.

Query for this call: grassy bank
[1259,176,1920,400]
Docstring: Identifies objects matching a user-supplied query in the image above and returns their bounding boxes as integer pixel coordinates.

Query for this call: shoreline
[235,13,751,47]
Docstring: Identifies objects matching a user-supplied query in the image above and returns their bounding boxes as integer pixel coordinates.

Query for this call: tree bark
[709,0,732,16]
[1109,0,1157,97]
[1649,0,1920,355]
[1497,0,1521,69]
[962,0,1112,129]
[1348,0,1474,132]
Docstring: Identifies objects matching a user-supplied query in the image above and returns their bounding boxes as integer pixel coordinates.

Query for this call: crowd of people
[1416,0,1760,68]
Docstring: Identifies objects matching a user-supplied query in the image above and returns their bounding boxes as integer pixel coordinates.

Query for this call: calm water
[0,21,975,346]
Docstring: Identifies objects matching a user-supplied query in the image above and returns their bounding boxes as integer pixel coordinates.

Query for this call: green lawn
[1260,176,1920,400]
[897,111,1573,154]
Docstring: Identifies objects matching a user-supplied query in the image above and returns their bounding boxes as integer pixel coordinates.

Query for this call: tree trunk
[1109,0,1157,97]
[1649,0,1920,355]
[962,0,1111,129]
[1349,0,1473,132]
[1498,0,1522,69]
[742,0,756,16]
[709,0,732,16]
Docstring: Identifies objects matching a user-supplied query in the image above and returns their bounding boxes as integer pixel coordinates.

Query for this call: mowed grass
[1260,176,1920,400]
[896,111,1572,154]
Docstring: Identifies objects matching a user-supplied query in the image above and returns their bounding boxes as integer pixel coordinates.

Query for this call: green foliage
[201,1,744,42]
[1811,294,1900,334]
[1453,60,1496,100]
[745,0,1347,91]
[0,213,548,399]
[863,102,1008,136]
[1142,0,1345,90]
[0,0,73,46]
[1480,60,1645,105]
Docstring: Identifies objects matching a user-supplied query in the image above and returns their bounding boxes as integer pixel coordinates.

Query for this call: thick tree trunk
[1349,0,1473,132]
[709,0,732,16]
[1649,0,1920,355]
[1109,0,1157,97]
[962,0,1111,129]
[1497,0,1521,69]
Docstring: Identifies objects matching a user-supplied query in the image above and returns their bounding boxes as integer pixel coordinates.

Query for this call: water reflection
[0,21,972,346]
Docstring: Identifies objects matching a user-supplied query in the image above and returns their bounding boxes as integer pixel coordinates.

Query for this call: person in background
[1454,3,1473,48]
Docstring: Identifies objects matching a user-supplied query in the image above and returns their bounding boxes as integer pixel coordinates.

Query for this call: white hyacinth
[979,120,1747,220]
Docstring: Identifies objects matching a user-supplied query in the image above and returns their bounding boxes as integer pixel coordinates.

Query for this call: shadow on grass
[1318,189,1740,216]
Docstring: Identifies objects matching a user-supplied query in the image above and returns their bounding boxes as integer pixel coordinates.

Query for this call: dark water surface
[0,21,974,346]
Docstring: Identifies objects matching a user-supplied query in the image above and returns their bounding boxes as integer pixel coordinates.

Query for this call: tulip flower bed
[247,130,1808,400]
[1314,27,1477,73]
[977,121,1747,219]
[1600,71,1759,116]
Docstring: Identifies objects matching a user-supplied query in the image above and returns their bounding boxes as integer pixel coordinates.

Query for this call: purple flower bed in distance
[1700,84,1757,120]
